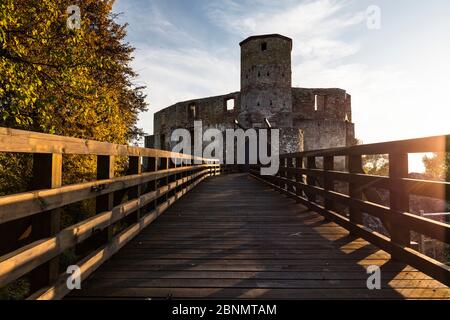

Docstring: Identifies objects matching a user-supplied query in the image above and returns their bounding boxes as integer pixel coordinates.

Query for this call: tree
[1,0,148,188]
[1,0,147,141]
[423,153,450,181]
[363,154,389,176]
[0,0,148,298]
[355,139,389,176]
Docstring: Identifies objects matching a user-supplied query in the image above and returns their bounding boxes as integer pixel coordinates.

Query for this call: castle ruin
[147,34,356,159]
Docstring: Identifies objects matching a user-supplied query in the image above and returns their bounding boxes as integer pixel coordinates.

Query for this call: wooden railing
[0,127,219,299]
[250,135,450,286]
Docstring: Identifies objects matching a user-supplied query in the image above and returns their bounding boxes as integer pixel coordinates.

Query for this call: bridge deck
[69,174,450,299]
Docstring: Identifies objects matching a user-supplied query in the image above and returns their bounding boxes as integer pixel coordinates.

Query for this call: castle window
[267,72,270,77]
[226,98,235,111]
[270,100,273,106]
[188,103,197,120]
[257,102,260,107]
[314,95,318,111]
[257,71,261,77]
[261,42,267,51]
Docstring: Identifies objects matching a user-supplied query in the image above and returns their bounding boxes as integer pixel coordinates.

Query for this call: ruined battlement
[150,34,356,155]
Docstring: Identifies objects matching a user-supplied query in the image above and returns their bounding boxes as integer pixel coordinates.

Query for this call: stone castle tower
[239,35,293,128]
[148,34,355,158]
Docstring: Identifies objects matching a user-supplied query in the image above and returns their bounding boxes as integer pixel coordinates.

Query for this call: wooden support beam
[348,155,363,225]
[30,153,62,293]
[286,158,295,193]
[76,155,116,255]
[280,158,287,192]
[295,157,303,202]
[97,155,115,240]
[128,156,142,221]
[389,153,411,247]
[324,156,334,211]
[306,157,317,202]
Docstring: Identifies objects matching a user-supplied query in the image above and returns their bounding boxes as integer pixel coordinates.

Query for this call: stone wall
[149,34,356,162]
[294,119,355,151]
[153,92,240,150]
[292,88,351,122]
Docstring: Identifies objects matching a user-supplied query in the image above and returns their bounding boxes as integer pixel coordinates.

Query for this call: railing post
[295,156,303,201]
[96,155,115,240]
[151,157,158,210]
[306,157,317,202]
[128,156,142,221]
[161,157,169,202]
[76,155,116,256]
[281,157,287,192]
[286,157,295,193]
[30,153,62,292]
[348,155,364,225]
[324,156,334,211]
[389,153,411,247]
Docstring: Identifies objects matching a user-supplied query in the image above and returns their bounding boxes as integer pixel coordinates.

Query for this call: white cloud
[131,46,239,135]
[206,0,364,63]
[116,0,450,161]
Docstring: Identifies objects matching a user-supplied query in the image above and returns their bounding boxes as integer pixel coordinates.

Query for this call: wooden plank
[67,287,450,299]
[305,157,317,202]
[97,155,115,241]
[30,153,62,292]
[251,173,450,287]
[112,252,391,260]
[96,263,417,273]
[348,154,363,225]
[0,164,214,224]
[323,156,334,210]
[388,153,411,247]
[0,170,209,288]
[284,134,450,158]
[80,278,447,289]
[89,270,433,281]
[128,156,142,221]
[284,167,449,200]
[295,156,303,201]
[0,127,216,162]
[28,173,209,300]
[275,176,450,244]
[69,174,449,300]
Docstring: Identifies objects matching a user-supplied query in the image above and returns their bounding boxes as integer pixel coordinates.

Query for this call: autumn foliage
[0,0,148,298]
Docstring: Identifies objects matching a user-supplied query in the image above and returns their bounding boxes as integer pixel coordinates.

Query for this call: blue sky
[113,0,450,169]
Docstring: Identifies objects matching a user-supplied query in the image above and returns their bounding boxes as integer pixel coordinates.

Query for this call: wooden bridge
[0,127,449,299]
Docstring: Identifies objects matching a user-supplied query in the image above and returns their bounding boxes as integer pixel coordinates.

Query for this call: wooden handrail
[0,164,216,224]
[0,127,220,299]
[0,127,215,161]
[251,134,450,286]
[281,135,449,158]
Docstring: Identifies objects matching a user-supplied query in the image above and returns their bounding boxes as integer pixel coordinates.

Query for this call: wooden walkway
[69,174,450,300]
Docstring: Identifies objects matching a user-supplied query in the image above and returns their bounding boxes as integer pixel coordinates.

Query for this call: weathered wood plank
[0,165,213,224]
[28,173,209,300]
[0,170,209,288]
[0,127,216,161]
[69,174,449,300]
[68,287,450,300]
